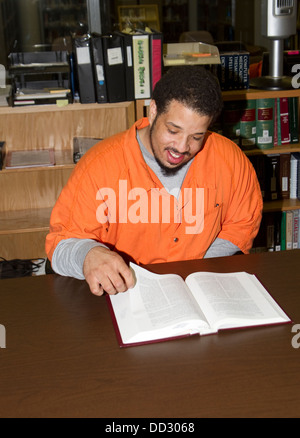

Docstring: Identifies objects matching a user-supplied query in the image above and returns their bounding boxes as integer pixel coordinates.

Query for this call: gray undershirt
[51,131,240,279]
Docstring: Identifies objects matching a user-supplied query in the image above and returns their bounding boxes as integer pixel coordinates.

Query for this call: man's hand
[83,246,136,296]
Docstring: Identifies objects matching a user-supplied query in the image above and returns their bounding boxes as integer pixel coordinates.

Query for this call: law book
[281,211,287,250]
[239,100,256,150]
[286,210,293,250]
[279,97,290,145]
[248,154,267,200]
[288,97,299,144]
[292,209,299,249]
[107,263,290,347]
[279,153,290,199]
[290,152,300,199]
[265,154,280,201]
[256,98,274,150]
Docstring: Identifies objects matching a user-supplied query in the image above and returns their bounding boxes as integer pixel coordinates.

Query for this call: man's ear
[148,100,157,125]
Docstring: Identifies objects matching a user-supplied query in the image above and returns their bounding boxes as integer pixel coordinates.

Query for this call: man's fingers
[83,246,136,296]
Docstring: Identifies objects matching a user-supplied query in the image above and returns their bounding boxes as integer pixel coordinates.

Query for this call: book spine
[265,154,280,201]
[289,97,299,144]
[248,155,266,200]
[218,55,227,91]
[279,153,290,199]
[281,211,286,251]
[233,53,239,90]
[290,153,298,199]
[279,97,290,144]
[293,210,299,249]
[227,54,234,90]
[133,34,151,99]
[274,211,282,251]
[240,53,249,89]
[277,98,282,146]
[149,32,163,93]
[222,101,241,145]
[256,98,274,150]
[286,210,293,250]
[239,100,256,150]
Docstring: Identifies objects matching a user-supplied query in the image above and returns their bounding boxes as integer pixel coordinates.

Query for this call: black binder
[74,36,96,104]
[102,34,127,103]
[91,35,108,103]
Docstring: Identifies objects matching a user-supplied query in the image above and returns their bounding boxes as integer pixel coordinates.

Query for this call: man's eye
[168,129,177,135]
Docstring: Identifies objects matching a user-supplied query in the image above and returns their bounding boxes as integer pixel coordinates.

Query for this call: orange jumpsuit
[46,118,263,265]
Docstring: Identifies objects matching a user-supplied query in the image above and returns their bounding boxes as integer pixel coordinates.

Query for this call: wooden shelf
[222,88,300,101]
[263,199,300,213]
[0,208,51,234]
[244,144,300,156]
[0,101,135,260]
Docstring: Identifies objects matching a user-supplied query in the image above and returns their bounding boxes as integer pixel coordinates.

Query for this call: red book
[280,97,290,144]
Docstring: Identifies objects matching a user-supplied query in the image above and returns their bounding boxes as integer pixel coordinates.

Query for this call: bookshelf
[0,101,135,260]
[136,88,300,216]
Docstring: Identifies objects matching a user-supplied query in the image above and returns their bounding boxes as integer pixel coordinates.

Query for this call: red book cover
[280,97,290,144]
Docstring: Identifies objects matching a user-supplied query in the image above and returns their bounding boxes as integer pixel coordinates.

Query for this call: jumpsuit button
[174,237,179,243]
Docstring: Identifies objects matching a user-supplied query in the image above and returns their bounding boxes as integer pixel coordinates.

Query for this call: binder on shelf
[132,32,151,99]
[115,31,135,101]
[91,35,108,104]
[74,36,96,104]
[102,34,127,103]
[148,29,163,93]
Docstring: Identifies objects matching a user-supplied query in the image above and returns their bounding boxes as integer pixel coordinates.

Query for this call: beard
[149,118,190,177]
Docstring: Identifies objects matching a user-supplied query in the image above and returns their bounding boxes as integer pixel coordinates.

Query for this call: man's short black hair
[152,66,223,125]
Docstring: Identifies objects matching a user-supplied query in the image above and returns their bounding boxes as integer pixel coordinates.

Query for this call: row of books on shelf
[249,152,300,202]
[9,29,163,107]
[213,97,299,150]
[252,209,300,253]
[216,51,249,91]
[73,29,163,104]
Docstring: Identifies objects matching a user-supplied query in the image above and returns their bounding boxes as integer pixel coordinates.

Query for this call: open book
[107,263,291,347]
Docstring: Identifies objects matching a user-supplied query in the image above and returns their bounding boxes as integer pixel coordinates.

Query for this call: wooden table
[0,250,300,418]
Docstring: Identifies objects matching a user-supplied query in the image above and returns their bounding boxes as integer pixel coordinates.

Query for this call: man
[46,66,263,296]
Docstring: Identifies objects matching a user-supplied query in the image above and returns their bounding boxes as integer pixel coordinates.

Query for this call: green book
[281,211,286,251]
[256,98,275,150]
[239,100,256,150]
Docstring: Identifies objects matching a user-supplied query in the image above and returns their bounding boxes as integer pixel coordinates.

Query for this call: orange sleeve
[217,149,263,253]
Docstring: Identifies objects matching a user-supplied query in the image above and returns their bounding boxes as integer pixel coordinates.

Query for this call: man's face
[148,100,212,175]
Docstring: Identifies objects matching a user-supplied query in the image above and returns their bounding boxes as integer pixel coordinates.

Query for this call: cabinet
[136,88,300,214]
[0,101,135,260]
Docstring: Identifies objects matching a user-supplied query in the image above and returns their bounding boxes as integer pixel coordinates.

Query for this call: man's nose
[174,136,190,153]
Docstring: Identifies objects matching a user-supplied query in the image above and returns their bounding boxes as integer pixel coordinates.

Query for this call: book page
[186,272,290,330]
[109,264,210,344]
